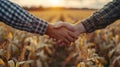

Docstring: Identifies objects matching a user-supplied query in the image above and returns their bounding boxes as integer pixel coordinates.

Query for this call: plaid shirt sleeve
[0,0,48,35]
[81,0,120,33]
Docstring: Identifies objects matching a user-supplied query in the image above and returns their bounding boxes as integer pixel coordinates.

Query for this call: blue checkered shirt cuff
[0,0,48,35]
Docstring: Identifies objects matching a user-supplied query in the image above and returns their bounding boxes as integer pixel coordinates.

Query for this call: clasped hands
[45,21,86,46]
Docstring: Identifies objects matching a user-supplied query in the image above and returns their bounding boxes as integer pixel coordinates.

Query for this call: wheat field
[30,10,95,24]
[0,9,120,67]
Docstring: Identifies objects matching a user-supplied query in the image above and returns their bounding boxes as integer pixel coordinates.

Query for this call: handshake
[45,21,86,46]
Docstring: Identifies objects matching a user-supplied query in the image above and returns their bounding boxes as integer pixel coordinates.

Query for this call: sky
[10,0,112,9]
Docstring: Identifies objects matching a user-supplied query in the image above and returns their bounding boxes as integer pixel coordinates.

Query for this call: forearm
[81,0,120,33]
[0,0,48,35]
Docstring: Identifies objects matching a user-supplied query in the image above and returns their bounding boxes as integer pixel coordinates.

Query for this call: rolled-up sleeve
[0,0,48,35]
[81,0,120,33]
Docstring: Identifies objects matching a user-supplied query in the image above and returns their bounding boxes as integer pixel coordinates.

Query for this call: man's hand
[54,21,86,45]
[54,21,86,36]
[45,24,78,46]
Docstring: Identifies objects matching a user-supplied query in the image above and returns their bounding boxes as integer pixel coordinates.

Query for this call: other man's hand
[54,21,86,46]
[45,24,78,46]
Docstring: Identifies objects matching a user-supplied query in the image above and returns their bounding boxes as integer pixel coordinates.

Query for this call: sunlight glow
[10,0,112,9]
[49,0,61,6]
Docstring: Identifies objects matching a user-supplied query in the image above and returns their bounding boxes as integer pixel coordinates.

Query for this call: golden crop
[0,9,119,67]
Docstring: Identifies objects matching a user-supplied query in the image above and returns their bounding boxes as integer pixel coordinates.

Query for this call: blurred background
[9,0,112,24]
[10,0,111,9]
[1,0,120,67]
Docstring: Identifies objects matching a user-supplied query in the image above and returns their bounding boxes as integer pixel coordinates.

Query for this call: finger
[63,38,70,45]
[55,34,69,45]
[61,36,70,45]
[64,32,75,42]
[60,42,66,47]
[56,40,63,45]
[56,40,65,47]
[62,32,71,44]
[53,38,57,42]
[68,31,78,40]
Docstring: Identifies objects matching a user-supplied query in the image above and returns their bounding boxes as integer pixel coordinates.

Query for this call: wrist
[45,24,53,35]
[75,23,86,34]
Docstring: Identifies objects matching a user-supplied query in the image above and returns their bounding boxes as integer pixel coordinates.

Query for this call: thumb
[63,22,76,32]
[54,21,76,32]
[54,21,65,28]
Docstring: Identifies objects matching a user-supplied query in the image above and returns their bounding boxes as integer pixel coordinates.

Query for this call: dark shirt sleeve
[81,0,120,33]
[0,0,48,35]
